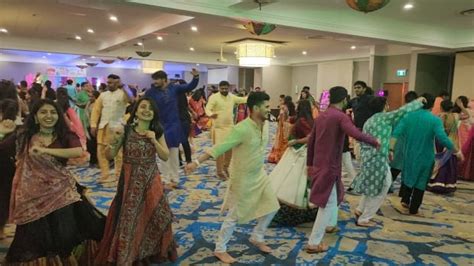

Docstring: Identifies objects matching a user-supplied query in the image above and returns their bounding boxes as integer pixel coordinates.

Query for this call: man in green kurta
[390,93,462,215]
[186,92,280,264]
[351,96,424,226]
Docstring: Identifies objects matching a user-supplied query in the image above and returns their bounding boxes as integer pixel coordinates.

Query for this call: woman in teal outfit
[351,96,424,226]
[390,93,463,215]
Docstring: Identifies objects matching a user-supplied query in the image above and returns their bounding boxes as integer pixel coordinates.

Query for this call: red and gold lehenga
[268,105,293,163]
[94,128,177,265]
[189,97,209,136]
[6,132,105,265]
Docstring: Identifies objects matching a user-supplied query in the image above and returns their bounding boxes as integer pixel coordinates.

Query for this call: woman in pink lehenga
[461,125,474,181]
[453,96,474,148]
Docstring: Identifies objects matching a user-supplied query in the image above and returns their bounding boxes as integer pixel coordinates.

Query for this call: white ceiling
[0,0,469,67]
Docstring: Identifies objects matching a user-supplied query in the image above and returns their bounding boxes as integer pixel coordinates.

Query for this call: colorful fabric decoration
[346,0,390,13]
[244,21,276,36]
[86,62,98,67]
[117,56,132,61]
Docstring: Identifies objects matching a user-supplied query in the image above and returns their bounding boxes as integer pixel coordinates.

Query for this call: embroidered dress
[352,100,423,196]
[268,105,292,163]
[94,128,177,265]
[461,126,474,181]
[6,132,105,265]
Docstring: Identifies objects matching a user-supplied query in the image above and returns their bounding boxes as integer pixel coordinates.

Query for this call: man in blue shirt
[145,69,199,188]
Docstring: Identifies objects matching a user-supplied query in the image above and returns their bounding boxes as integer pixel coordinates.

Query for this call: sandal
[401,202,409,209]
[325,226,340,233]
[356,220,377,227]
[249,238,272,254]
[305,243,329,254]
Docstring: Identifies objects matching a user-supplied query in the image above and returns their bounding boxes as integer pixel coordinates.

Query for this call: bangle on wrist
[194,159,201,167]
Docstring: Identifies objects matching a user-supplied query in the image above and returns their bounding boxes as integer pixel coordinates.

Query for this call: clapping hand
[191,68,199,77]
[144,130,156,141]
[417,97,427,104]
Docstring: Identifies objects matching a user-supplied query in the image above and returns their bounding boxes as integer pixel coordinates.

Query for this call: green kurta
[352,101,423,196]
[207,118,280,223]
[393,109,454,191]
[76,90,90,138]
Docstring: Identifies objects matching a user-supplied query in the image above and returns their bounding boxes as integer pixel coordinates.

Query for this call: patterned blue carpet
[1,123,474,265]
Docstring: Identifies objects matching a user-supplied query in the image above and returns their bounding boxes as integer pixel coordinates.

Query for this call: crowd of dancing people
[0,69,473,264]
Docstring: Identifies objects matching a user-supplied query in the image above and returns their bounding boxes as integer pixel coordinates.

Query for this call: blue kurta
[145,77,199,147]
[392,109,454,190]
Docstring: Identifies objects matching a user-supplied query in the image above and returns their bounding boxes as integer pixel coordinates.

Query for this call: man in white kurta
[187,92,280,264]
[205,81,247,179]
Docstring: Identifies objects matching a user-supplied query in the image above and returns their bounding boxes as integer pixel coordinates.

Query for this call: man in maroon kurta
[305,86,379,253]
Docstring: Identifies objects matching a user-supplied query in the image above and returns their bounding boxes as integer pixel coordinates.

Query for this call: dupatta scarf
[9,137,81,225]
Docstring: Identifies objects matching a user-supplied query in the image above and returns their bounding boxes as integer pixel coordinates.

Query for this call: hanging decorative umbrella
[135,39,152,57]
[244,21,276,35]
[76,65,88,69]
[117,56,133,61]
[101,59,115,64]
[346,0,390,13]
[86,62,98,67]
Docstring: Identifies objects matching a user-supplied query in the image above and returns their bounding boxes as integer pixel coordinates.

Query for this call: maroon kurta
[307,107,378,208]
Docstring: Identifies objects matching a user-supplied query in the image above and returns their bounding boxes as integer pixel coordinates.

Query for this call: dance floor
[1,123,473,265]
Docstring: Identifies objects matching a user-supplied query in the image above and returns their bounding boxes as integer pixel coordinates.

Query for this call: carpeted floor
[1,122,474,265]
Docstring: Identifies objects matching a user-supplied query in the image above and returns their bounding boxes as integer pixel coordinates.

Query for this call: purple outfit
[307,107,378,208]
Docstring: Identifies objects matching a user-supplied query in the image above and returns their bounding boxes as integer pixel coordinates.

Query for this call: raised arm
[175,69,200,94]
[232,94,248,105]
[385,98,424,126]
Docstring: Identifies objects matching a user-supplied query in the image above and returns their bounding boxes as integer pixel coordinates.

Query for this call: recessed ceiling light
[189,47,195,51]
[351,45,357,50]
[191,26,198,32]
[109,15,118,22]
[75,35,82,40]
[302,51,307,55]
[47,53,51,55]
[196,63,200,66]
[273,55,277,58]
[91,56,96,58]
[157,36,163,41]
[0,28,8,33]
[403,3,414,10]
[137,42,143,46]
[42,56,46,59]
[87,28,94,33]
[82,58,86,61]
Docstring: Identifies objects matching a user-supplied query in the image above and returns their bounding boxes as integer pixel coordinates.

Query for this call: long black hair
[56,87,70,113]
[126,97,164,139]
[452,96,469,113]
[297,99,313,123]
[18,99,70,153]
[284,96,296,116]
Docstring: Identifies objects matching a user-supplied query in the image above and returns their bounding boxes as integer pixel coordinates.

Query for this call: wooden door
[383,82,408,111]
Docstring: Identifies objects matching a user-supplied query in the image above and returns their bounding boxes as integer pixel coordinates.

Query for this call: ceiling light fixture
[196,63,200,66]
[137,42,143,46]
[351,45,357,50]
[302,51,307,55]
[87,28,94,33]
[235,41,274,67]
[191,26,198,32]
[157,36,163,41]
[189,47,195,51]
[75,35,82,40]
[109,15,118,22]
[91,56,96,58]
[403,3,414,10]
[47,53,52,55]
[0,28,7,33]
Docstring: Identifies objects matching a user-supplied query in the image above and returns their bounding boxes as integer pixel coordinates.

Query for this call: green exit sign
[397,69,407,77]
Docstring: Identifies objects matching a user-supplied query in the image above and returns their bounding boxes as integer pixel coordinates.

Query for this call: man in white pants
[306,86,379,253]
[186,92,280,263]
[145,69,199,188]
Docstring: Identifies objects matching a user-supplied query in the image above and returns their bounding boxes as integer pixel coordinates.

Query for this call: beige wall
[291,65,318,99]
[452,52,474,100]
[317,60,354,97]
[353,61,369,85]
[372,54,411,89]
[261,65,292,107]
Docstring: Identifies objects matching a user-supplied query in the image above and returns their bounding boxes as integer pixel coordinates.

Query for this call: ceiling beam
[97,13,194,52]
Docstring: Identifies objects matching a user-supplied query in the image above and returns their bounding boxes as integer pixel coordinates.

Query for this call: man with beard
[186,92,280,264]
[205,81,247,180]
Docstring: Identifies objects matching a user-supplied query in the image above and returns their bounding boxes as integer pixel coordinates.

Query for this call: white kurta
[207,118,280,223]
